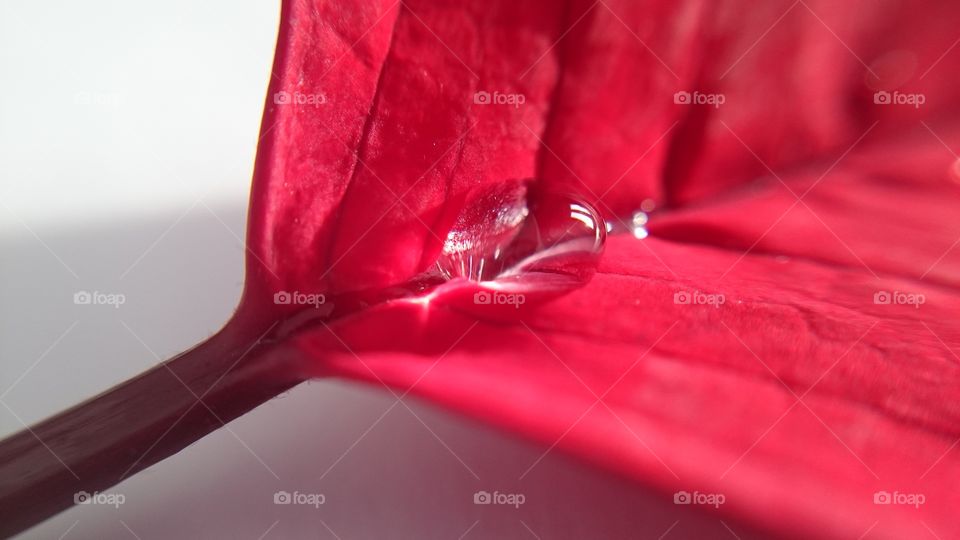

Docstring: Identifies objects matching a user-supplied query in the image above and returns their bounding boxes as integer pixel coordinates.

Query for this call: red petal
[247,0,960,300]
[298,242,960,538]
[288,111,960,540]
[247,1,960,538]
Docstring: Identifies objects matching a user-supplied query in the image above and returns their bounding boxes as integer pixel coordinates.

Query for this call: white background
[0,2,738,538]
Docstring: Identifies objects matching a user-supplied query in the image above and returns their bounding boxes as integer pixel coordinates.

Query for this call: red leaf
[5,1,960,537]
[295,131,960,539]
[248,1,960,539]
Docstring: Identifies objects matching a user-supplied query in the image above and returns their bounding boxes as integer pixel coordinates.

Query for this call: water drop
[436,180,605,288]
[631,210,649,239]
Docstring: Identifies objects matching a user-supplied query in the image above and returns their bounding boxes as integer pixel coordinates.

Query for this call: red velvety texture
[246,1,960,538]
[294,132,960,539]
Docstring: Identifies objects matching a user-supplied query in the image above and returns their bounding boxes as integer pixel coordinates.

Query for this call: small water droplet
[640,198,657,213]
[631,210,649,239]
[437,180,605,287]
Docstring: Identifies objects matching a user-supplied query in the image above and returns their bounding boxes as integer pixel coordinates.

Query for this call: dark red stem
[0,306,302,537]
